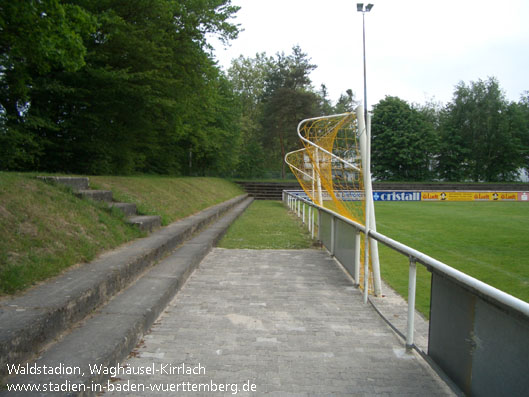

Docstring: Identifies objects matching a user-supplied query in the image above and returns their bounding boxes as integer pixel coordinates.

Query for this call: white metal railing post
[302,202,305,224]
[354,230,361,286]
[297,199,301,217]
[406,256,417,349]
[308,205,312,232]
[330,215,336,256]
[311,206,315,239]
[317,208,321,240]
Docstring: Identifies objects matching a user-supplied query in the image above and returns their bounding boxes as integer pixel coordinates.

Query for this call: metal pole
[331,216,336,256]
[354,230,361,286]
[367,112,382,296]
[312,207,315,239]
[302,202,306,224]
[297,199,301,217]
[406,256,417,349]
[308,205,312,232]
[317,208,321,240]
[362,11,368,123]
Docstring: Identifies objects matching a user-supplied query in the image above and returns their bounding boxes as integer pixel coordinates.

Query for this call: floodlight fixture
[366,4,374,12]
[357,3,364,12]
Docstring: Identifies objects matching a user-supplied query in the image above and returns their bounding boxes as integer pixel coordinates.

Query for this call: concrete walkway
[105,249,455,396]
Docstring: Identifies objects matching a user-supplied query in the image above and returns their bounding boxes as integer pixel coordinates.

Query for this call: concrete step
[37,176,90,191]
[75,189,113,202]
[1,197,253,394]
[127,215,162,232]
[0,194,249,383]
[109,202,137,217]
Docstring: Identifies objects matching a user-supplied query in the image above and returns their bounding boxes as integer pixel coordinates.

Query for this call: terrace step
[75,189,113,202]
[39,177,161,233]
[0,194,250,385]
[127,215,162,232]
[110,202,137,217]
[36,176,89,191]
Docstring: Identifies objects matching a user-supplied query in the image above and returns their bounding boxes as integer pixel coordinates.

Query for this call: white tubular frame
[285,107,382,296]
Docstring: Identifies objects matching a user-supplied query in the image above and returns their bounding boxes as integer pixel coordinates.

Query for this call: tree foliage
[371,96,438,181]
[227,46,354,178]
[437,78,524,181]
[2,3,526,181]
[1,0,241,175]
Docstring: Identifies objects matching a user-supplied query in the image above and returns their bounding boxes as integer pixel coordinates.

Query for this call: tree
[371,96,438,181]
[334,89,358,114]
[227,53,273,177]
[507,92,529,175]
[260,46,319,178]
[0,0,95,169]
[317,84,334,116]
[437,78,524,181]
[1,0,241,175]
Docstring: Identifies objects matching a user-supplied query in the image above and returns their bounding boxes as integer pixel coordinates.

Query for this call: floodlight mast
[357,3,382,297]
[357,3,373,123]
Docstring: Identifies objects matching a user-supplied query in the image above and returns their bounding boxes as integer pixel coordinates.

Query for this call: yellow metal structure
[285,112,374,293]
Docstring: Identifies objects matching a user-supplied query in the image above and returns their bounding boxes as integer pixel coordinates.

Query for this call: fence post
[354,230,361,286]
[311,205,315,239]
[406,256,417,349]
[296,197,301,218]
[317,208,321,240]
[330,215,335,256]
[302,202,305,224]
[308,205,312,232]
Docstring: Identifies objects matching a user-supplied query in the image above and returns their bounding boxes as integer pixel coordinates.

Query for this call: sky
[211,0,529,109]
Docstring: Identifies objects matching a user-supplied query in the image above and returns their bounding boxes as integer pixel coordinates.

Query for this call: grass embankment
[90,176,243,226]
[219,201,314,249]
[375,202,529,315]
[0,173,243,295]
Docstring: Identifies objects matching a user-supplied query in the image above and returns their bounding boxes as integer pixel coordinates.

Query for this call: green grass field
[220,199,528,317]
[219,201,314,249]
[375,201,529,315]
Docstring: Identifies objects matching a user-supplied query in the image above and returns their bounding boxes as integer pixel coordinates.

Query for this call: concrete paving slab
[101,249,458,396]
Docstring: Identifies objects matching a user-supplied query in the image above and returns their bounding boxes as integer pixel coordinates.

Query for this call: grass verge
[0,173,143,295]
[90,176,243,225]
[375,201,529,316]
[0,173,244,295]
[219,201,314,249]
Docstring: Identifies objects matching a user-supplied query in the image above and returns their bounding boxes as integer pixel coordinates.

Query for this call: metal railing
[283,189,529,395]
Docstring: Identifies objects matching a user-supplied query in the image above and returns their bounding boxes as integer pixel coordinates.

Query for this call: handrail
[369,229,529,317]
[283,190,529,349]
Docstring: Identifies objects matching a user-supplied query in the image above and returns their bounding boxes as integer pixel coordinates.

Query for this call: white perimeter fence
[283,190,529,397]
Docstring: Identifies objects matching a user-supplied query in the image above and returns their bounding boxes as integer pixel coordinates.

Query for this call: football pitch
[374,201,529,316]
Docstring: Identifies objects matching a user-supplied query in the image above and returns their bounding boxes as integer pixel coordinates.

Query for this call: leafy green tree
[334,89,358,114]
[508,92,529,175]
[227,53,273,177]
[371,96,438,181]
[260,46,319,178]
[437,78,523,181]
[0,0,95,169]
[2,0,241,175]
[317,84,334,116]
